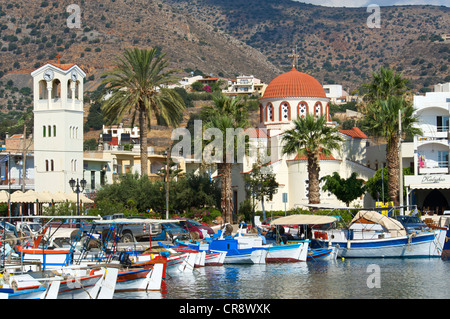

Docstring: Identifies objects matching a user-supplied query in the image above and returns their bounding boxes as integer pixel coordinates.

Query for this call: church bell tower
[31,58,86,194]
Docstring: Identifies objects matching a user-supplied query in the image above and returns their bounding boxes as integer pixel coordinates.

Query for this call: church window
[75,81,80,100]
[51,79,61,99]
[297,102,308,119]
[67,80,72,99]
[304,180,309,198]
[53,125,56,137]
[39,80,48,100]
[266,103,274,122]
[259,104,263,123]
[280,102,290,121]
[48,125,52,137]
[314,102,322,118]
[43,126,46,137]
[51,160,54,171]
[45,160,49,172]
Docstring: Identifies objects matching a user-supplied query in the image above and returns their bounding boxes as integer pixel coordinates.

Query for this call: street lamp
[69,177,87,216]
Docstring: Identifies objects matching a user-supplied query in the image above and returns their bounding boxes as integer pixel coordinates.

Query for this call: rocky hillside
[0,0,448,141]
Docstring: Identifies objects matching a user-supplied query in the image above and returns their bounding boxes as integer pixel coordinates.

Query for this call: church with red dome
[232,63,375,212]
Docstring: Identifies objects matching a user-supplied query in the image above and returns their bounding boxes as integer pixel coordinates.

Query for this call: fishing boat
[0,265,117,299]
[268,214,339,261]
[312,210,447,258]
[233,231,310,263]
[157,243,227,267]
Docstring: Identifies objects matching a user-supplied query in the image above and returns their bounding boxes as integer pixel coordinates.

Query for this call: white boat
[265,241,310,262]
[313,210,447,258]
[234,231,310,263]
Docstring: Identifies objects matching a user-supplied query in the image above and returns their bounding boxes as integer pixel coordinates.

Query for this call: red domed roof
[262,68,327,99]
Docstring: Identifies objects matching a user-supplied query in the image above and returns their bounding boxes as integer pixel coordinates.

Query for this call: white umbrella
[37,191,54,203]
[51,191,69,203]
[66,192,94,204]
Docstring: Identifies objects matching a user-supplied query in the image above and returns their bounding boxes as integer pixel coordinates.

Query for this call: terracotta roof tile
[339,127,367,139]
[47,62,77,71]
[261,67,327,99]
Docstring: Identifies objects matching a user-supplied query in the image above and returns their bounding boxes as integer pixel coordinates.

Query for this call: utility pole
[21,125,26,216]
[399,109,404,215]
[166,144,172,220]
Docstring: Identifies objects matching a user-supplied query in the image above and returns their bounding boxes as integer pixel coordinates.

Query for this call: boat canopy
[270,214,337,226]
[350,211,406,237]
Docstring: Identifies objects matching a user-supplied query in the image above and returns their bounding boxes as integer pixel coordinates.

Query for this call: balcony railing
[419,160,449,174]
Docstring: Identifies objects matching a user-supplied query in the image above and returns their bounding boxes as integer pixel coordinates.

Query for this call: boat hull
[317,229,446,258]
[266,241,309,263]
[307,247,338,261]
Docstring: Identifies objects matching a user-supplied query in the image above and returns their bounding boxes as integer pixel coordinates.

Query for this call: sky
[292,0,449,7]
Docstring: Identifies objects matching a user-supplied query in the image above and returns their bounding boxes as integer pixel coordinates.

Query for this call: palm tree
[201,94,249,223]
[101,48,185,176]
[362,66,409,105]
[281,114,342,204]
[362,96,421,205]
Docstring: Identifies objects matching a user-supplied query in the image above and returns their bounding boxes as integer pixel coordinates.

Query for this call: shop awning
[408,184,450,190]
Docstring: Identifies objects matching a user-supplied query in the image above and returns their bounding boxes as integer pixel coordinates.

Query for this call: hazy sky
[292,0,449,7]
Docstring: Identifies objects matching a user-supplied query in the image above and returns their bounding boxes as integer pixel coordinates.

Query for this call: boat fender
[347,240,351,250]
[160,251,171,258]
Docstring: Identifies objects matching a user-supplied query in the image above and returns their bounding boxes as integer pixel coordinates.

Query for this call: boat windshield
[396,216,422,224]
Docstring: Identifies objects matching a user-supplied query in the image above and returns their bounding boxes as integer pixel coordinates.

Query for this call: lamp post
[69,177,87,216]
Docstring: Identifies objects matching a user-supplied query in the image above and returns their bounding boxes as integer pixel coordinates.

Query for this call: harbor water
[115,257,450,300]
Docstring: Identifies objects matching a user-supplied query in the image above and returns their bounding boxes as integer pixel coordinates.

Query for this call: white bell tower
[31,59,86,194]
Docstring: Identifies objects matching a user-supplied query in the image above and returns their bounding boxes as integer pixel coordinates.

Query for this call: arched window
[297,101,308,119]
[43,125,46,137]
[48,125,52,137]
[326,103,331,121]
[314,102,322,118]
[39,80,48,100]
[279,101,290,121]
[67,80,72,99]
[75,81,80,100]
[45,160,49,172]
[51,79,61,99]
[53,125,56,137]
[266,103,274,122]
[51,160,54,171]
[259,104,263,123]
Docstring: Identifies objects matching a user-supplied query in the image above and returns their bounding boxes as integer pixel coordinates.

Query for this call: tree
[362,96,421,206]
[200,94,249,223]
[361,66,409,105]
[321,172,365,207]
[244,161,279,224]
[100,48,185,176]
[281,114,342,204]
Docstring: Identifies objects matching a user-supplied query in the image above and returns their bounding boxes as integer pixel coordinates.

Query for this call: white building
[31,62,86,194]
[231,67,375,212]
[223,75,266,96]
[101,123,140,151]
[323,84,361,105]
[404,82,450,215]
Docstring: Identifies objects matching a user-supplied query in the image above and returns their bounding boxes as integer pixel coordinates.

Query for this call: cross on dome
[288,48,299,69]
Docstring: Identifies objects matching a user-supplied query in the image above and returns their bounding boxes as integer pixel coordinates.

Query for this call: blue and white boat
[313,210,447,258]
[268,214,339,261]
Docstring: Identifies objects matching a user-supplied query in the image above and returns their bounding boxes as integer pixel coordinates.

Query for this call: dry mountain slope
[0,0,281,84]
